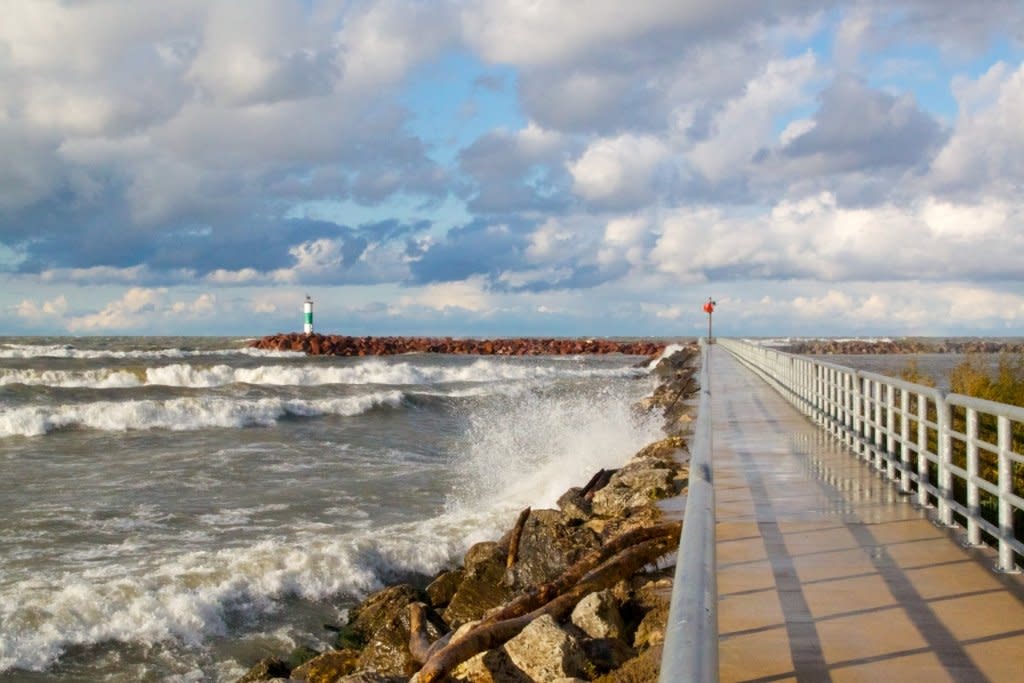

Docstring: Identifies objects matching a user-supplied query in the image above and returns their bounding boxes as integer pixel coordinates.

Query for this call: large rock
[235,656,290,682]
[450,648,532,683]
[444,542,515,629]
[506,509,600,590]
[347,584,424,645]
[593,644,663,683]
[290,649,359,682]
[581,638,637,675]
[571,590,626,640]
[426,568,464,609]
[503,615,586,682]
[590,464,678,518]
[324,584,445,678]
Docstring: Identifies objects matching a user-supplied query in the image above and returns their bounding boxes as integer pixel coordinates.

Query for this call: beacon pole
[702,297,716,344]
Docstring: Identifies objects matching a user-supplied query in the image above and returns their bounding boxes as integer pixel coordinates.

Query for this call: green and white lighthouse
[303,295,314,335]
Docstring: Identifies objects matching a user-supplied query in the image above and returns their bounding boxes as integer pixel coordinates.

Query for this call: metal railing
[661,340,718,682]
[720,338,1024,573]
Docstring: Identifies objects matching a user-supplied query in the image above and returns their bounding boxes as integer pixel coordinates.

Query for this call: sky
[1,0,1023,338]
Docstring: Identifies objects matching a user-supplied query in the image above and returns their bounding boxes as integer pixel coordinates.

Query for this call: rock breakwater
[235,344,700,683]
[249,333,666,358]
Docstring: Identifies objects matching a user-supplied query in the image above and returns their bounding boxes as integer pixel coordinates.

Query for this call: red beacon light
[702,297,716,342]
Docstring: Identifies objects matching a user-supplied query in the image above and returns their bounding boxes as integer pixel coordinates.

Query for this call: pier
[663,341,1024,682]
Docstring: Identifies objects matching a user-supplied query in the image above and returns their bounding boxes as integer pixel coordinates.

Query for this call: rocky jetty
[249,333,667,358]
[235,345,699,683]
[778,338,1024,355]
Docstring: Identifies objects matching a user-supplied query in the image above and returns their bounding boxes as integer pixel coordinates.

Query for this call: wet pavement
[711,345,1024,682]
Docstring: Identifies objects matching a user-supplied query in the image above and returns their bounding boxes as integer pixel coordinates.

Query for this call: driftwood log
[411,521,681,682]
[506,507,531,568]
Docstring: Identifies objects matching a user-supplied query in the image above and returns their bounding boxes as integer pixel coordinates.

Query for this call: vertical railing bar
[900,389,911,493]
[966,408,980,545]
[997,416,1014,572]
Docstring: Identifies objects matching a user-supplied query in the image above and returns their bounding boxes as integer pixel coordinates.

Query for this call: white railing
[660,340,718,682]
[719,339,1024,573]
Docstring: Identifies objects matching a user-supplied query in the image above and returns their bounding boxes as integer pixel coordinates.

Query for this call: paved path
[712,346,1024,682]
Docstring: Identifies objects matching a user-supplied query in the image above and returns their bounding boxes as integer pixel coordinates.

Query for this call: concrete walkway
[712,346,1024,682]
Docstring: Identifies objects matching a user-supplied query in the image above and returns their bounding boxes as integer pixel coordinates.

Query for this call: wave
[0,343,303,360]
[0,358,643,390]
[0,391,404,438]
[0,374,662,675]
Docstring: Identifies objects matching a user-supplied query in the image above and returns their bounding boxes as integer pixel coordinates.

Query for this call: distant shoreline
[776,339,1024,355]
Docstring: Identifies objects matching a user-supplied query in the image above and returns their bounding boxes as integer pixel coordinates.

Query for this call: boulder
[629,436,686,467]
[444,542,515,629]
[633,602,669,650]
[505,509,600,590]
[336,674,407,683]
[355,600,445,677]
[592,644,663,683]
[571,590,626,640]
[504,614,586,682]
[581,638,637,675]
[590,465,678,518]
[450,648,532,683]
[290,649,359,682]
[426,568,464,609]
[235,656,290,683]
[556,487,592,523]
[346,584,424,646]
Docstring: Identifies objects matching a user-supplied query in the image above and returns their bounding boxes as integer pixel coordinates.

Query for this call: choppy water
[0,337,666,682]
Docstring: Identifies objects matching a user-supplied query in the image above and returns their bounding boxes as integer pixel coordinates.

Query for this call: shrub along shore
[235,344,700,683]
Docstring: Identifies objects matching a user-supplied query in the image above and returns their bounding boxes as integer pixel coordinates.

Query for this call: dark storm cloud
[779,76,946,172]
[409,218,532,284]
[457,129,575,214]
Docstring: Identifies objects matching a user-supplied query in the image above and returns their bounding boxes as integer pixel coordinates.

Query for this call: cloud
[689,52,820,183]
[931,61,1024,195]
[67,288,218,332]
[569,134,670,206]
[398,276,494,313]
[778,75,946,174]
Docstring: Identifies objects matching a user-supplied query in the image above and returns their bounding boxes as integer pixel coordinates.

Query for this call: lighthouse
[303,295,314,335]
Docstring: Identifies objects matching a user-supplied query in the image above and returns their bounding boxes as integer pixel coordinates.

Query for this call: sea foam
[0,391,404,437]
[0,359,641,390]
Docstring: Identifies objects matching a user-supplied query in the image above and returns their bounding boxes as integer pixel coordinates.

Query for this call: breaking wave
[0,364,661,675]
[0,343,302,360]
[0,359,642,390]
[0,391,404,438]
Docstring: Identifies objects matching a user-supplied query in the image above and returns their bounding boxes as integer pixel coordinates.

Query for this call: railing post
[917,394,930,507]
[937,399,953,526]
[997,416,1015,572]
[886,384,896,480]
[900,389,911,493]
[873,379,884,471]
[852,374,864,460]
[966,408,980,546]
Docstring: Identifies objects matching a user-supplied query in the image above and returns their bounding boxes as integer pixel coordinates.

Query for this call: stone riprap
[248,333,667,358]
[235,345,699,683]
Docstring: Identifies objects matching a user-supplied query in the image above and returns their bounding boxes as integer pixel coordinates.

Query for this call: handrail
[719,338,1023,573]
[660,340,718,682]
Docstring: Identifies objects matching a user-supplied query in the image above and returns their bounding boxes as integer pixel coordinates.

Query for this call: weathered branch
[581,468,614,500]
[506,507,531,568]
[483,520,681,625]
[408,602,433,665]
[415,534,678,683]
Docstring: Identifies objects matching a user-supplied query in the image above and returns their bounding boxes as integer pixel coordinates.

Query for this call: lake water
[0,337,665,681]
